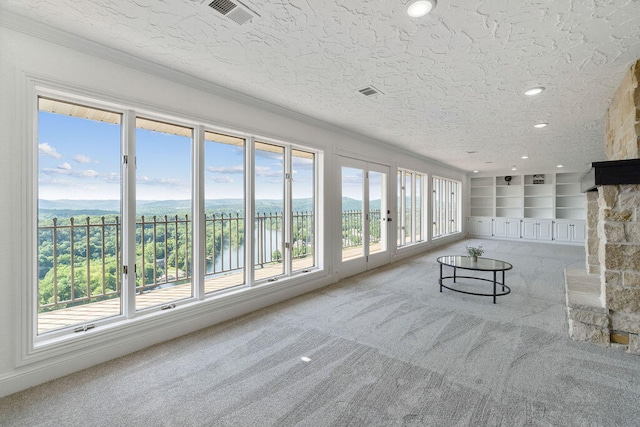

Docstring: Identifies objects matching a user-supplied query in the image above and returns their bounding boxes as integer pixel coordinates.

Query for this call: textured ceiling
[3,0,640,175]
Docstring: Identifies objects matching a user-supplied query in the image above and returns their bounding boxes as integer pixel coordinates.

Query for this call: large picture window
[432,176,461,238]
[34,92,320,340]
[37,98,123,335]
[204,131,246,293]
[135,118,193,311]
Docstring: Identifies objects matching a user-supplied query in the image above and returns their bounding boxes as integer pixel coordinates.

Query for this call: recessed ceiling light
[534,123,548,128]
[407,0,436,17]
[525,87,544,96]
[301,356,311,362]
[473,170,479,173]
[521,156,529,159]
[557,164,564,168]
[511,166,517,171]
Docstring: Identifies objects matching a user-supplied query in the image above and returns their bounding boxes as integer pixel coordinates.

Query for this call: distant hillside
[37,197,343,218]
[39,199,120,211]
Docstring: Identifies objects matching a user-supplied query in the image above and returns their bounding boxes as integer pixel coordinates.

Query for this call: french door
[339,157,390,277]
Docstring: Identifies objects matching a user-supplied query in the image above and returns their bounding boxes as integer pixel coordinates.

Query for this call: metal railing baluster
[37,210,327,312]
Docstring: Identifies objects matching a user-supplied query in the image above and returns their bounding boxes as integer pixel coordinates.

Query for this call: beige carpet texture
[2,239,640,426]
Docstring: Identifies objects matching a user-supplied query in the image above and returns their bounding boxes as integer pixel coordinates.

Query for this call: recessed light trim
[525,87,544,96]
[534,123,548,128]
[407,0,436,17]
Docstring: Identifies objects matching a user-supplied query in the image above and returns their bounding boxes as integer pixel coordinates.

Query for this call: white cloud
[137,175,184,187]
[73,154,95,164]
[80,169,100,178]
[41,166,99,178]
[255,166,282,177]
[210,175,234,183]
[105,172,120,183]
[207,165,244,174]
[38,177,74,186]
[39,143,62,159]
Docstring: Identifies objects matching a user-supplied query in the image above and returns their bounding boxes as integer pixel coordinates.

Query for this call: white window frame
[397,168,426,248]
[432,175,462,239]
[20,78,323,364]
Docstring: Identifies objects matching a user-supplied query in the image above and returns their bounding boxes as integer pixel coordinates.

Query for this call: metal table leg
[493,271,497,304]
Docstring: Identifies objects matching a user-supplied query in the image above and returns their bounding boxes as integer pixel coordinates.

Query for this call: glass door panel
[135,118,193,310]
[341,166,364,262]
[204,131,246,293]
[366,163,390,269]
[368,171,386,256]
[254,142,285,281]
[292,149,315,271]
[339,157,390,274]
[36,97,123,334]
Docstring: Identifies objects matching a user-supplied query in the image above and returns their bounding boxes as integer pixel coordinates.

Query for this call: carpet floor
[2,238,640,426]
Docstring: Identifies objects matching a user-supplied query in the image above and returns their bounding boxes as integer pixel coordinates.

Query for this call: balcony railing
[37,209,381,314]
[38,211,317,313]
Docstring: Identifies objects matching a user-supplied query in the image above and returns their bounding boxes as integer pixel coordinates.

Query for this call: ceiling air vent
[358,86,383,97]
[207,0,258,25]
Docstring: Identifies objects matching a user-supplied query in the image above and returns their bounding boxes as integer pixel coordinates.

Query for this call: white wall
[0,19,466,397]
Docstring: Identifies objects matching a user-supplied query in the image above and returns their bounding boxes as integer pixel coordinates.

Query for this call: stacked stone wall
[586,191,600,274]
[597,184,640,353]
[571,60,640,354]
[604,61,640,160]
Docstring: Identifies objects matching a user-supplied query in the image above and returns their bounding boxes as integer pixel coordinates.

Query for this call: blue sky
[38,112,314,201]
[341,167,383,201]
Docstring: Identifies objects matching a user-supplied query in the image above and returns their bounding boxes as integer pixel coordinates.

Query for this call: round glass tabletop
[437,255,512,271]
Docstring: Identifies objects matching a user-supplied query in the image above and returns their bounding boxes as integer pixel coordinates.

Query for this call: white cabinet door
[523,219,552,240]
[495,218,521,239]
[573,221,586,242]
[522,220,537,239]
[468,217,492,236]
[493,218,507,237]
[538,220,553,241]
[554,220,585,243]
[553,221,572,242]
[506,219,521,238]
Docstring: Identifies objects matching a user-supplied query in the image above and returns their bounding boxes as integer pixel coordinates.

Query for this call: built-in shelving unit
[556,172,586,219]
[470,176,494,217]
[495,175,522,218]
[524,173,554,218]
[468,171,586,244]
[469,171,586,220]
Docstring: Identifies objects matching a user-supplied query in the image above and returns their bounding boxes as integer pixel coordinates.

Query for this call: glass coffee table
[437,255,512,304]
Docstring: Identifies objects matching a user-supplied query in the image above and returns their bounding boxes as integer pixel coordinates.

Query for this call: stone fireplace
[566,60,640,354]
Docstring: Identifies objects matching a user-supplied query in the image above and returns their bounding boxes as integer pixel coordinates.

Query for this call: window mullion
[401,170,406,247]
[245,137,255,286]
[193,125,205,299]
[411,173,416,241]
[284,146,292,276]
[122,110,136,318]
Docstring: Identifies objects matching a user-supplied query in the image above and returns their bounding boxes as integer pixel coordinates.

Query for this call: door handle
[386,218,393,222]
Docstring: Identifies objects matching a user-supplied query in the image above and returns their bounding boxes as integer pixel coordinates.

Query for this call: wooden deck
[38,258,315,334]
[37,245,382,334]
